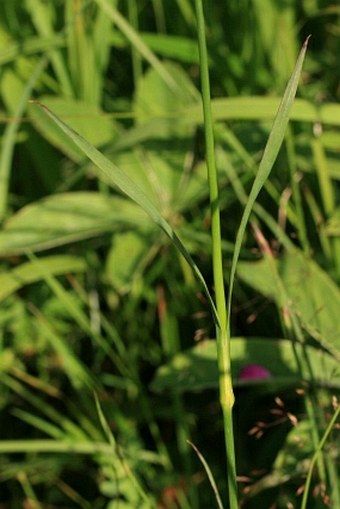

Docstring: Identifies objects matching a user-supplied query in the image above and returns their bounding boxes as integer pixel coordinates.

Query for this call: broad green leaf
[32,102,219,325]
[0,255,86,302]
[105,231,150,294]
[28,96,118,161]
[122,62,204,213]
[135,61,198,132]
[237,251,340,356]
[150,338,340,393]
[248,402,339,505]
[274,419,313,476]
[111,146,207,215]
[111,150,174,210]
[127,62,202,213]
[0,192,150,255]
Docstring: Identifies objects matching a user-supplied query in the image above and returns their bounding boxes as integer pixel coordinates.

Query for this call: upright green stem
[194,1,238,508]
[301,403,340,509]
[127,0,143,88]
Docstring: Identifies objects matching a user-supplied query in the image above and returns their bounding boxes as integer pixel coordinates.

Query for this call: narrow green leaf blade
[0,255,86,303]
[31,102,219,325]
[227,37,310,322]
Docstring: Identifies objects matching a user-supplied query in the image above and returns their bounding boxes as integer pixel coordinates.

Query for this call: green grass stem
[194,1,238,507]
[17,471,42,509]
[301,402,340,509]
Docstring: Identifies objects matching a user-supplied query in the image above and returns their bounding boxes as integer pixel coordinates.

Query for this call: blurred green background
[0,1,339,508]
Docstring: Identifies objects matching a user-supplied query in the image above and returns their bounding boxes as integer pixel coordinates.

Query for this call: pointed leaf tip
[303,35,312,49]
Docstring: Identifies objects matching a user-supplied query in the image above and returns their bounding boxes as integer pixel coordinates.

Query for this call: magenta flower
[239,364,271,381]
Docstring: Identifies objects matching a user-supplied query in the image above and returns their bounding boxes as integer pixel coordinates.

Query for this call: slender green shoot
[301,401,340,509]
[194,1,238,507]
[17,471,42,509]
[187,440,225,509]
[227,36,310,328]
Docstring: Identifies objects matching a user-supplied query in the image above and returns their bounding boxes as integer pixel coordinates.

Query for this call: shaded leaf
[0,255,86,302]
[150,338,340,393]
[244,420,313,498]
[237,251,340,355]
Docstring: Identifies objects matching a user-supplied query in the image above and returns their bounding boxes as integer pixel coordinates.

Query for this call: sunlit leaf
[32,101,219,325]
[0,192,150,255]
[28,96,118,161]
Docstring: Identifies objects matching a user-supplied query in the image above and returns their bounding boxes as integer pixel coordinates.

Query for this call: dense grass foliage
[0,1,339,508]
